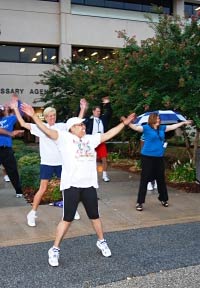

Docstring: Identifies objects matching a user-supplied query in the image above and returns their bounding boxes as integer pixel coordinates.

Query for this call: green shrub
[18,152,40,191]
[168,161,196,183]
[18,153,40,169]
[19,164,40,191]
[107,142,131,158]
[13,139,39,161]
[107,152,121,162]
[51,185,62,202]
[134,159,141,170]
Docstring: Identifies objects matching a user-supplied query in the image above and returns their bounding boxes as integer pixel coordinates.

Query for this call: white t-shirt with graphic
[56,131,101,190]
[30,122,67,165]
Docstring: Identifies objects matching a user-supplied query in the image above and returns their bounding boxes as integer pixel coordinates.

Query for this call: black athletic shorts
[62,186,99,222]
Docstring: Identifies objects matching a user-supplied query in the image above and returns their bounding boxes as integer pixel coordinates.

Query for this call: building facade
[0,0,199,107]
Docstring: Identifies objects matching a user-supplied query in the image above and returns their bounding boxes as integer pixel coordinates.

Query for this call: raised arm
[101,113,136,143]
[0,128,24,137]
[165,120,192,132]
[78,98,88,119]
[11,93,24,116]
[10,98,31,130]
[21,103,58,140]
[124,115,144,133]
[128,122,143,133]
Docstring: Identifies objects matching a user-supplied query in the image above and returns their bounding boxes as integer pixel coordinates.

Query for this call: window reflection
[20,47,42,63]
[72,46,115,63]
[43,48,57,64]
[71,0,173,14]
[0,44,58,64]
[0,46,19,62]
[185,3,199,17]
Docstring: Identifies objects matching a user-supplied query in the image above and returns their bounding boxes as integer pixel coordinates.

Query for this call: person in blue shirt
[127,113,192,211]
[0,97,24,197]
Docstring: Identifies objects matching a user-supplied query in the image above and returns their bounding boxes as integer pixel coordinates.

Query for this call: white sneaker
[102,175,110,182]
[4,175,10,182]
[48,247,60,267]
[16,194,23,198]
[27,211,37,227]
[74,211,80,220]
[96,239,111,257]
[147,182,153,191]
[153,181,157,189]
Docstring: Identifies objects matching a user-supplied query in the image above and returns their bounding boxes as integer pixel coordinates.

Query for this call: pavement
[0,167,200,287]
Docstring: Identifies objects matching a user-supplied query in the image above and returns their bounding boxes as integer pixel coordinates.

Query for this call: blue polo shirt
[0,115,17,147]
[141,124,166,157]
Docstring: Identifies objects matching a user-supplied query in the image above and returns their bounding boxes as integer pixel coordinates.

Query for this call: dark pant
[137,155,168,204]
[0,147,23,195]
[62,186,99,222]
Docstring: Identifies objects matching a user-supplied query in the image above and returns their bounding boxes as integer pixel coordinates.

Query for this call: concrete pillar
[173,0,185,18]
[59,0,71,62]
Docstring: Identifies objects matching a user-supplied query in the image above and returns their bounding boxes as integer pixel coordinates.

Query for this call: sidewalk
[1,168,200,288]
[1,168,200,247]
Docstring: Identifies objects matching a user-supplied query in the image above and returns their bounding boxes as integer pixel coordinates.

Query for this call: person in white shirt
[20,102,135,267]
[11,101,86,226]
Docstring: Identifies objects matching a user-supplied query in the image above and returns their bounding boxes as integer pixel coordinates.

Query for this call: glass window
[85,0,104,6]
[71,0,173,14]
[72,0,84,3]
[142,0,152,13]
[43,47,58,64]
[105,1,123,9]
[184,3,199,17]
[0,44,58,64]
[0,45,19,62]
[72,46,115,63]
[124,0,142,11]
[20,47,42,63]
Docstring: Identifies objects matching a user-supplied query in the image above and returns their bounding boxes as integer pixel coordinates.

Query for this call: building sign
[0,88,48,95]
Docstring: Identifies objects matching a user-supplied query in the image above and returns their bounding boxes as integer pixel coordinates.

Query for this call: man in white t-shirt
[20,102,135,267]
[11,102,85,226]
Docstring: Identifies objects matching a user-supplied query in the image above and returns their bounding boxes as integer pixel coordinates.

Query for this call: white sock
[98,238,105,243]
[30,209,36,216]
[103,171,107,177]
[53,246,60,251]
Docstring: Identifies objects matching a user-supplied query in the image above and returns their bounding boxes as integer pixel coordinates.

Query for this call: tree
[36,13,200,161]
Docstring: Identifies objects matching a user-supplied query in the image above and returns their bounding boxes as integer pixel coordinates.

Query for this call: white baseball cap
[66,117,85,131]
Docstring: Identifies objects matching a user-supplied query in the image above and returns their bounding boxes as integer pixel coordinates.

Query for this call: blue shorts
[40,164,62,180]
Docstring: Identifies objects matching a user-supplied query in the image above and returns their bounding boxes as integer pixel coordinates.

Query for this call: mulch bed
[167,181,200,193]
[23,179,62,205]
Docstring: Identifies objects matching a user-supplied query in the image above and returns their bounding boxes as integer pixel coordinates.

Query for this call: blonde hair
[43,107,56,117]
